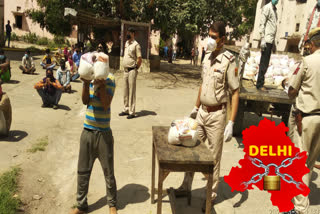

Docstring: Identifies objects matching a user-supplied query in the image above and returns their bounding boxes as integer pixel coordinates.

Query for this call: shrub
[22,33,38,44]
[10,32,20,41]
[53,35,65,45]
[36,37,49,46]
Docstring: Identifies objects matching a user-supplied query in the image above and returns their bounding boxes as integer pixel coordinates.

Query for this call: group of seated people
[33,44,85,109]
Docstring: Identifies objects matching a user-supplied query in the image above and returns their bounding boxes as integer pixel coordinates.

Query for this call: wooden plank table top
[240,87,294,104]
[152,126,214,165]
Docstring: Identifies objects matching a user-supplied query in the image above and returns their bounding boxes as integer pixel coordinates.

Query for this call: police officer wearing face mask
[19,49,36,74]
[298,0,320,54]
[178,21,240,212]
[119,27,142,119]
[256,0,278,92]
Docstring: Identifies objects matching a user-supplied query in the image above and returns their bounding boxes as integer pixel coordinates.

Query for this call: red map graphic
[224,118,310,212]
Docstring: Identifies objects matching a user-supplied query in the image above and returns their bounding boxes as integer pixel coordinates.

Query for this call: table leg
[157,168,164,214]
[151,144,155,204]
[205,173,213,214]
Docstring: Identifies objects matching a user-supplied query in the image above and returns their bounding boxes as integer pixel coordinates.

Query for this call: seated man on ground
[19,49,36,74]
[40,49,56,70]
[57,59,71,93]
[34,68,63,109]
[0,48,11,83]
[0,84,12,137]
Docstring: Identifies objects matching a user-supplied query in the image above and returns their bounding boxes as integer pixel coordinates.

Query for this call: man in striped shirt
[70,73,117,214]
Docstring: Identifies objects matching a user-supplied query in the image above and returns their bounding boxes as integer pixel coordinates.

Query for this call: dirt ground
[0,51,319,214]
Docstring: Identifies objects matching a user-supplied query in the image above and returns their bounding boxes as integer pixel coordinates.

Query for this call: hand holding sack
[168,118,199,147]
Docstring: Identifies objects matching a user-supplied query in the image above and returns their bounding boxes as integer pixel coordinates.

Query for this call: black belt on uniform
[202,103,226,113]
[301,112,320,118]
[125,67,136,72]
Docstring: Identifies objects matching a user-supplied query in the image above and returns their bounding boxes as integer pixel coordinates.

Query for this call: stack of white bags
[243,51,297,87]
[168,118,199,147]
[78,52,110,81]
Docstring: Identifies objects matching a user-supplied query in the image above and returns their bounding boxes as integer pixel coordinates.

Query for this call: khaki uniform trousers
[292,115,320,214]
[288,105,299,147]
[123,69,138,115]
[182,105,226,200]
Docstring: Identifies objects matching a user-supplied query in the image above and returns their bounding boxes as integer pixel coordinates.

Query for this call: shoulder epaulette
[223,51,235,62]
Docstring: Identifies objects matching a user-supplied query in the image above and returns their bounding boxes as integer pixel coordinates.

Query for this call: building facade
[3,0,77,42]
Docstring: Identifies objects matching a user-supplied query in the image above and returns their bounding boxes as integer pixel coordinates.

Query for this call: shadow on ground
[310,171,320,205]
[136,110,157,118]
[58,104,71,111]
[87,184,150,213]
[0,130,28,142]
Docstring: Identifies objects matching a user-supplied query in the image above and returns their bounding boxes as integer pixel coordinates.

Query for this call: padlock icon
[263,176,281,191]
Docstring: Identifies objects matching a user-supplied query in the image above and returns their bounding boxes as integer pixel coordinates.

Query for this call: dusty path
[0,53,319,214]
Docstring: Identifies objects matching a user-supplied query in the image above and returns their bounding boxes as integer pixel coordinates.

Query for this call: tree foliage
[27,0,258,41]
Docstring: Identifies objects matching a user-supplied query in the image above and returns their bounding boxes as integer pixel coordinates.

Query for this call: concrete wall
[4,0,77,41]
[251,0,316,52]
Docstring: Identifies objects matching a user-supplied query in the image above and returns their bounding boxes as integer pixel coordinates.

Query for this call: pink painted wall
[4,0,77,40]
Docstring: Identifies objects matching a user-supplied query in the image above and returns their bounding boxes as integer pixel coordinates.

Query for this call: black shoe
[283,209,297,214]
[53,105,58,110]
[41,103,50,108]
[127,114,135,119]
[119,112,129,116]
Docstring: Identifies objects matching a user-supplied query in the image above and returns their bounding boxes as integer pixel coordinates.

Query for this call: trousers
[292,115,320,214]
[77,129,117,210]
[123,68,138,115]
[181,105,226,200]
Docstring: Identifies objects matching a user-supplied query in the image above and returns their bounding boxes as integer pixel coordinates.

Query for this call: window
[296,23,300,32]
[17,6,21,11]
[296,0,307,3]
[15,15,22,29]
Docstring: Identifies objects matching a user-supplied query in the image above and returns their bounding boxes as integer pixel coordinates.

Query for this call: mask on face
[207,37,217,52]
[0,55,5,60]
[272,0,279,6]
[127,34,131,40]
[25,54,29,58]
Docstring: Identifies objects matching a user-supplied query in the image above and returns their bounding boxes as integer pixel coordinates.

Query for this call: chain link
[241,153,305,190]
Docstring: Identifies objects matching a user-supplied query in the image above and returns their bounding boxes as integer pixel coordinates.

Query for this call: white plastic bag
[93,53,110,80]
[168,118,199,147]
[78,52,95,80]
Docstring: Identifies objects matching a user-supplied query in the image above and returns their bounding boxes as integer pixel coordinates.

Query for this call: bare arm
[0,59,10,71]
[230,89,239,122]
[195,85,202,108]
[82,80,90,105]
[288,86,299,100]
[137,57,142,69]
[95,80,113,111]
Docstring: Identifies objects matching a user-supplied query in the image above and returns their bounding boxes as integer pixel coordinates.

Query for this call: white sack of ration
[168,118,199,147]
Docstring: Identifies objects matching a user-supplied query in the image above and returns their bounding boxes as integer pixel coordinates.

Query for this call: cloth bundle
[78,52,110,81]
[168,118,199,147]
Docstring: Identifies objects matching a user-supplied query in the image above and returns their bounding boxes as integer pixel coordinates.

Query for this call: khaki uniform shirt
[289,49,320,114]
[200,50,239,106]
[123,40,142,69]
[259,2,278,44]
[22,56,35,69]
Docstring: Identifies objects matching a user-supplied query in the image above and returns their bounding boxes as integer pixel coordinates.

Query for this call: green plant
[27,136,49,153]
[0,167,21,214]
[22,33,38,44]
[53,35,65,45]
[10,32,20,41]
[36,37,49,46]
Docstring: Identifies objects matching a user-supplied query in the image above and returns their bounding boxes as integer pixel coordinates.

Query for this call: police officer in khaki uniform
[119,27,142,119]
[176,21,240,212]
[285,27,320,214]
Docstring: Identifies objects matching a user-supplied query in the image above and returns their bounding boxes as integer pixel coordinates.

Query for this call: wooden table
[151,126,214,214]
